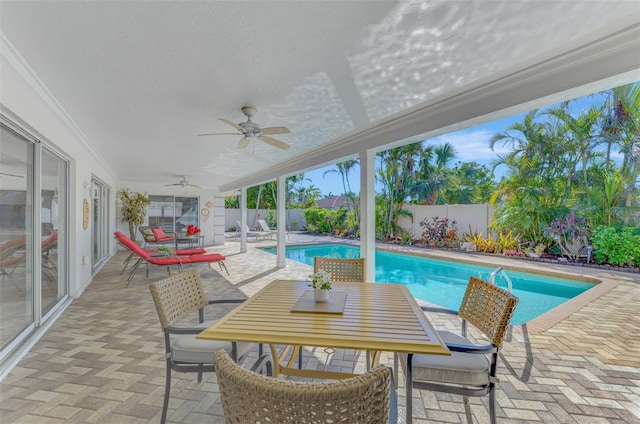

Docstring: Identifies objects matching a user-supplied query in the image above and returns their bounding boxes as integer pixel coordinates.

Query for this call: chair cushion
[410,330,490,386]
[152,228,166,240]
[171,320,253,364]
[188,253,225,263]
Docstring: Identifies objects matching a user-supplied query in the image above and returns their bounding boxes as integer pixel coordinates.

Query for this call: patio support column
[276,175,286,268]
[240,186,247,253]
[359,149,375,282]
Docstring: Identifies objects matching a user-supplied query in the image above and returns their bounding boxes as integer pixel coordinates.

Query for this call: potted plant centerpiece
[186,224,201,239]
[308,270,332,303]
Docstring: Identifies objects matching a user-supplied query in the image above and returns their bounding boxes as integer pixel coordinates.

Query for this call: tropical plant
[444,161,496,204]
[497,229,521,254]
[419,217,458,247]
[117,188,150,241]
[411,143,457,205]
[591,225,640,267]
[608,83,640,213]
[376,144,420,239]
[396,228,415,245]
[544,212,590,261]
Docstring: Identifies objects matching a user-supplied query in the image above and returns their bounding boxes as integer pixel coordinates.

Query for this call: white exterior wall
[1,36,117,297]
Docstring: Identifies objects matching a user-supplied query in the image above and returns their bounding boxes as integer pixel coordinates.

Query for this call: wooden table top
[198,280,450,356]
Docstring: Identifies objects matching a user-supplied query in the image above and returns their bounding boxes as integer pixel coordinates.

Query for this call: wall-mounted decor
[82,198,90,230]
[201,207,210,223]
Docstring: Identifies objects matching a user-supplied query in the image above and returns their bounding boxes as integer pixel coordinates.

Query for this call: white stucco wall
[1,36,118,297]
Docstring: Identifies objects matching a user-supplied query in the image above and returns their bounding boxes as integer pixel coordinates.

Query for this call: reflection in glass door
[41,148,67,319]
[1,119,69,364]
[0,126,34,352]
[91,178,109,271]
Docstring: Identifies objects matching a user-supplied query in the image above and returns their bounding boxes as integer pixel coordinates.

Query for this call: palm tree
[546,104,604,187]
[609,83,640,210]
[376,144,421,239]
[323,159,359,207]
[411,143,457,204]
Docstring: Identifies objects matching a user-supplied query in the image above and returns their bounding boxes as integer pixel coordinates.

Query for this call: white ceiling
[1,1,639,192]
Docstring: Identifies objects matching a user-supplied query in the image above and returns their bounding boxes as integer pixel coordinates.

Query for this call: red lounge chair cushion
[114,231,151,259]
[174,248,206,255]
[148,256,191,266]
[186,253,225,263]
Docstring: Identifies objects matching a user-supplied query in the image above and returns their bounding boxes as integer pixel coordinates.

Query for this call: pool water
[263,244,595,325]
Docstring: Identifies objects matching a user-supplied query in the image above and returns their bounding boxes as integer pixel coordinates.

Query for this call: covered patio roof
[1,1,638,191]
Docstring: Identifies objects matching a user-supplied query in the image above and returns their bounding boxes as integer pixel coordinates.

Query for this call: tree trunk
[129,222,136,241]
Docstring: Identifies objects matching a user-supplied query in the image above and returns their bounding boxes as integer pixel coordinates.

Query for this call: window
[148,195,199,234]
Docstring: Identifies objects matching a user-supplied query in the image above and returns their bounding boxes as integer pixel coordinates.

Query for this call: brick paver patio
[1,234,638,423]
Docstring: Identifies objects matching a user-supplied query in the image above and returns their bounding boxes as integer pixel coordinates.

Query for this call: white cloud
[426,130,510,163]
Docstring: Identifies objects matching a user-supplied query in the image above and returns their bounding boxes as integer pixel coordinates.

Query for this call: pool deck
[0,232,638,423]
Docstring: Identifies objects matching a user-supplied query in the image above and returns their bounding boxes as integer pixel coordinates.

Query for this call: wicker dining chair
[149,269,269,424]
[405,276,518,424]
[214,349,393,424]
[314,257,366,282]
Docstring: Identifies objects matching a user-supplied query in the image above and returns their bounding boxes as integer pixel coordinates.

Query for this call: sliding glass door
[91,178,110,271]
[0,120,69,362]
[148,195,199,234]
[0,126,34,352]
[40,148,67,319]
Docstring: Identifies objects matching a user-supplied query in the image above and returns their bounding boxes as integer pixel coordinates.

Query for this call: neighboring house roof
[317,196,351,210]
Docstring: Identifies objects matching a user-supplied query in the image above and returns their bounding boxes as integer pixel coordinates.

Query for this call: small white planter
[314,289,329,303]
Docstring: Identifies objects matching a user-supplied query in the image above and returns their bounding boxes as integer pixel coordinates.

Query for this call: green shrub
[592,226,640,267]
[302,208,348,235]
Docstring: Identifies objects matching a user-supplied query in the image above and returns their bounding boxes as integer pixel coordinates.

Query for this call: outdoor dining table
[197,279,450,423]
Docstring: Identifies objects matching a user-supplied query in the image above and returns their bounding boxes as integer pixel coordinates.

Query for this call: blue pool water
[263,244,595,325]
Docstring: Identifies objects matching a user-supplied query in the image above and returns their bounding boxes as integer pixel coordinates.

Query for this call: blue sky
[301,91,617,197]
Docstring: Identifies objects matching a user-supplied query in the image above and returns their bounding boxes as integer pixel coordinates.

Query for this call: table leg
[406,353,413,424]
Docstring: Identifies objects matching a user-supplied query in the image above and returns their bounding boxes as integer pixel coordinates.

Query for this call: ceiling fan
[199,106,291,150]
[165,176,201,189]
[0,172,24,178]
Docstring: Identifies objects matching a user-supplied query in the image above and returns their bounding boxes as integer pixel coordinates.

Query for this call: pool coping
[262,240,629,334]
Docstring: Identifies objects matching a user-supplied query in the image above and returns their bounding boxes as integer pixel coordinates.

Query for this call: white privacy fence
[226,204,494,238]
[225,209,306,230]
[397,204,495,239]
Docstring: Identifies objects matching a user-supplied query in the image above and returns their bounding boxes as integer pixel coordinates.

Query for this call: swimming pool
[263,244,596,325]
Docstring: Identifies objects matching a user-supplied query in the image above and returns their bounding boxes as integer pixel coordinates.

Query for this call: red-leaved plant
[186,224,201,235]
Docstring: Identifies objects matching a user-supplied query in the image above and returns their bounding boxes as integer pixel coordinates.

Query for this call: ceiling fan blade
[189,184,202,189]
[219,118,243,130]
[198,132,239,136]
[259,126,290,135]
[258,135,290,150]
[0,172,25,178]
[164,183,181,186]
[238,136,251,149]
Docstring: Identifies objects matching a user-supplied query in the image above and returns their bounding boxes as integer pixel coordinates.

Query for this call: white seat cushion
[410,330,490,386]
[171,320,253,364]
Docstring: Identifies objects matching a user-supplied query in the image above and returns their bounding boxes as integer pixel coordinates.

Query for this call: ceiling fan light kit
[199,106,291,150]
[165,176,201,189]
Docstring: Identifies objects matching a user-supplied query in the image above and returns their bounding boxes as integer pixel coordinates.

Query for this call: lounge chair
[213,349,393,424]
[235,220,270,241]
[114,231,229,284]
[257,219,285,240]
[139,226,176,248]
